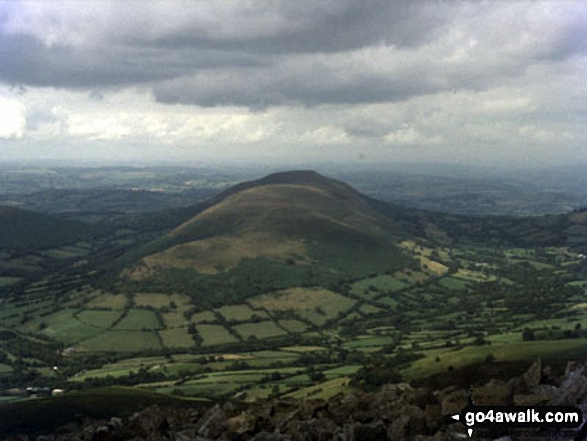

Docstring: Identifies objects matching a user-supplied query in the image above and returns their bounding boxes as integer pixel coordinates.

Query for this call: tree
[522,329,535,341]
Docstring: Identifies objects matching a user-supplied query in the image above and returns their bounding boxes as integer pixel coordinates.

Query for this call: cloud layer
[0,1,585,165]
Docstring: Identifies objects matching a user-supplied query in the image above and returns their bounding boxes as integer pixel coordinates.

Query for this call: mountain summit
[124,171,411,279]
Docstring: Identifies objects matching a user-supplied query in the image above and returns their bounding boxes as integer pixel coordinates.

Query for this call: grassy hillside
[120,172,413,307]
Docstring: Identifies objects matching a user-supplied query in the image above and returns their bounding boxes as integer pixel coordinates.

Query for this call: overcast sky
[0,1,585,167]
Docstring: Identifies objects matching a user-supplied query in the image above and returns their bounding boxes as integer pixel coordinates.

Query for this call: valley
[0,170,585,420]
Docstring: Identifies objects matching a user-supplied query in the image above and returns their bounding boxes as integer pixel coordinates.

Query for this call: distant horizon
[1,157,586,174]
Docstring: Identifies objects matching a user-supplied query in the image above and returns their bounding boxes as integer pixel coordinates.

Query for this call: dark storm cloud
[152,65,443,108]
[1,1,586,108]
[144,1,451,54]
[0,33,262,88]
[0,1,454,92]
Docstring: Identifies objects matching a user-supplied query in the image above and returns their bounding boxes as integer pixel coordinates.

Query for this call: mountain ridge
[123,171,411,281]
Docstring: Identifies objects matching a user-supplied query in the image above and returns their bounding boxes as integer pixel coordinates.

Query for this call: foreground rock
[3,361,586,441]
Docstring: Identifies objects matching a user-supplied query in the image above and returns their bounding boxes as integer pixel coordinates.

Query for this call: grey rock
[522,358,542,391]
[195,404,228,438]
[351,421,389,441]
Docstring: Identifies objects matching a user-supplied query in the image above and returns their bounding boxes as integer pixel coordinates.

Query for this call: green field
[191,311,217,323]
[278,320,308,333]
[0,277,21,287]
[76,310,122,328]
[232,321,287,340]
[86,293,128,309]
[359,304,385,315]
[342,335,396,349]
[214,304,268,322]
[196,324,238,346]
[437,277,470,290]
[113,309,162,331]
[79,331,163,352]
[250,287,355,317]
[404,339,587,380]
[285,377,352,400]
[133,293,190,309]
[25,309,105,344]
[351,275,409,297]
[161,310,189,328]
[159,327,195,348]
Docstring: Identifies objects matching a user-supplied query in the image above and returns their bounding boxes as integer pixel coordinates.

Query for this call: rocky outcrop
[4,360,586,441]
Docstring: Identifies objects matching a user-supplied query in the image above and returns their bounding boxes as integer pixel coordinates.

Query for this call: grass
[232,321,287,340]
[196,324,238,346]
[241,384,293,402]
[162,382,242,398]
[342,335,396,349]
[86,293,128,309]
[185,374,265,386]
[351,275,409,297]
[281,345,327,353]
[191,311,217,323]
[322,365,361,376]
[454,269,495,282]
[403,339,587,380]
[285,377,352,400]
[24,309,104,344]
[278,320,308,333]
[71,367,139,382]
[359,304,385,315]
[419,256,449,275]
[142,231,308,276]
[159,327,195,348]
[76,310,122,328]
[515,314,587,331]
[395,269,429,284]
[0,363,13,374]
[437,276,469,290]
[298,310,329,326]
[568,280,587,288]
[161,310,189,328]
[0,277,21,287]
[42,248,87,259]
[278,374,311,386]
[214,304,267,322]
[376,296,399,308]
[79,331,163,352]
[246,350,299,359]
[113,309,162,331]
[133,293,181,308]
[249,287,355,322]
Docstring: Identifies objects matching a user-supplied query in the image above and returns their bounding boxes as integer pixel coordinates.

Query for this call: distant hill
[117,171,587,308]
[120,171,414,303]
[123,172,587,274]
[0,206,93,250]
[125,171,411,275]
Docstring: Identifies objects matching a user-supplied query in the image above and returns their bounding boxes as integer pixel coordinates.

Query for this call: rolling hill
[120,171,414,305]
[0,205,94,250]
[122,171,587,282]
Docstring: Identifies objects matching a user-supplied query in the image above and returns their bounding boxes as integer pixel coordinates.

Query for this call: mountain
[116,170,587,309]
[121,171,413,297]
[0,205,93,250]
